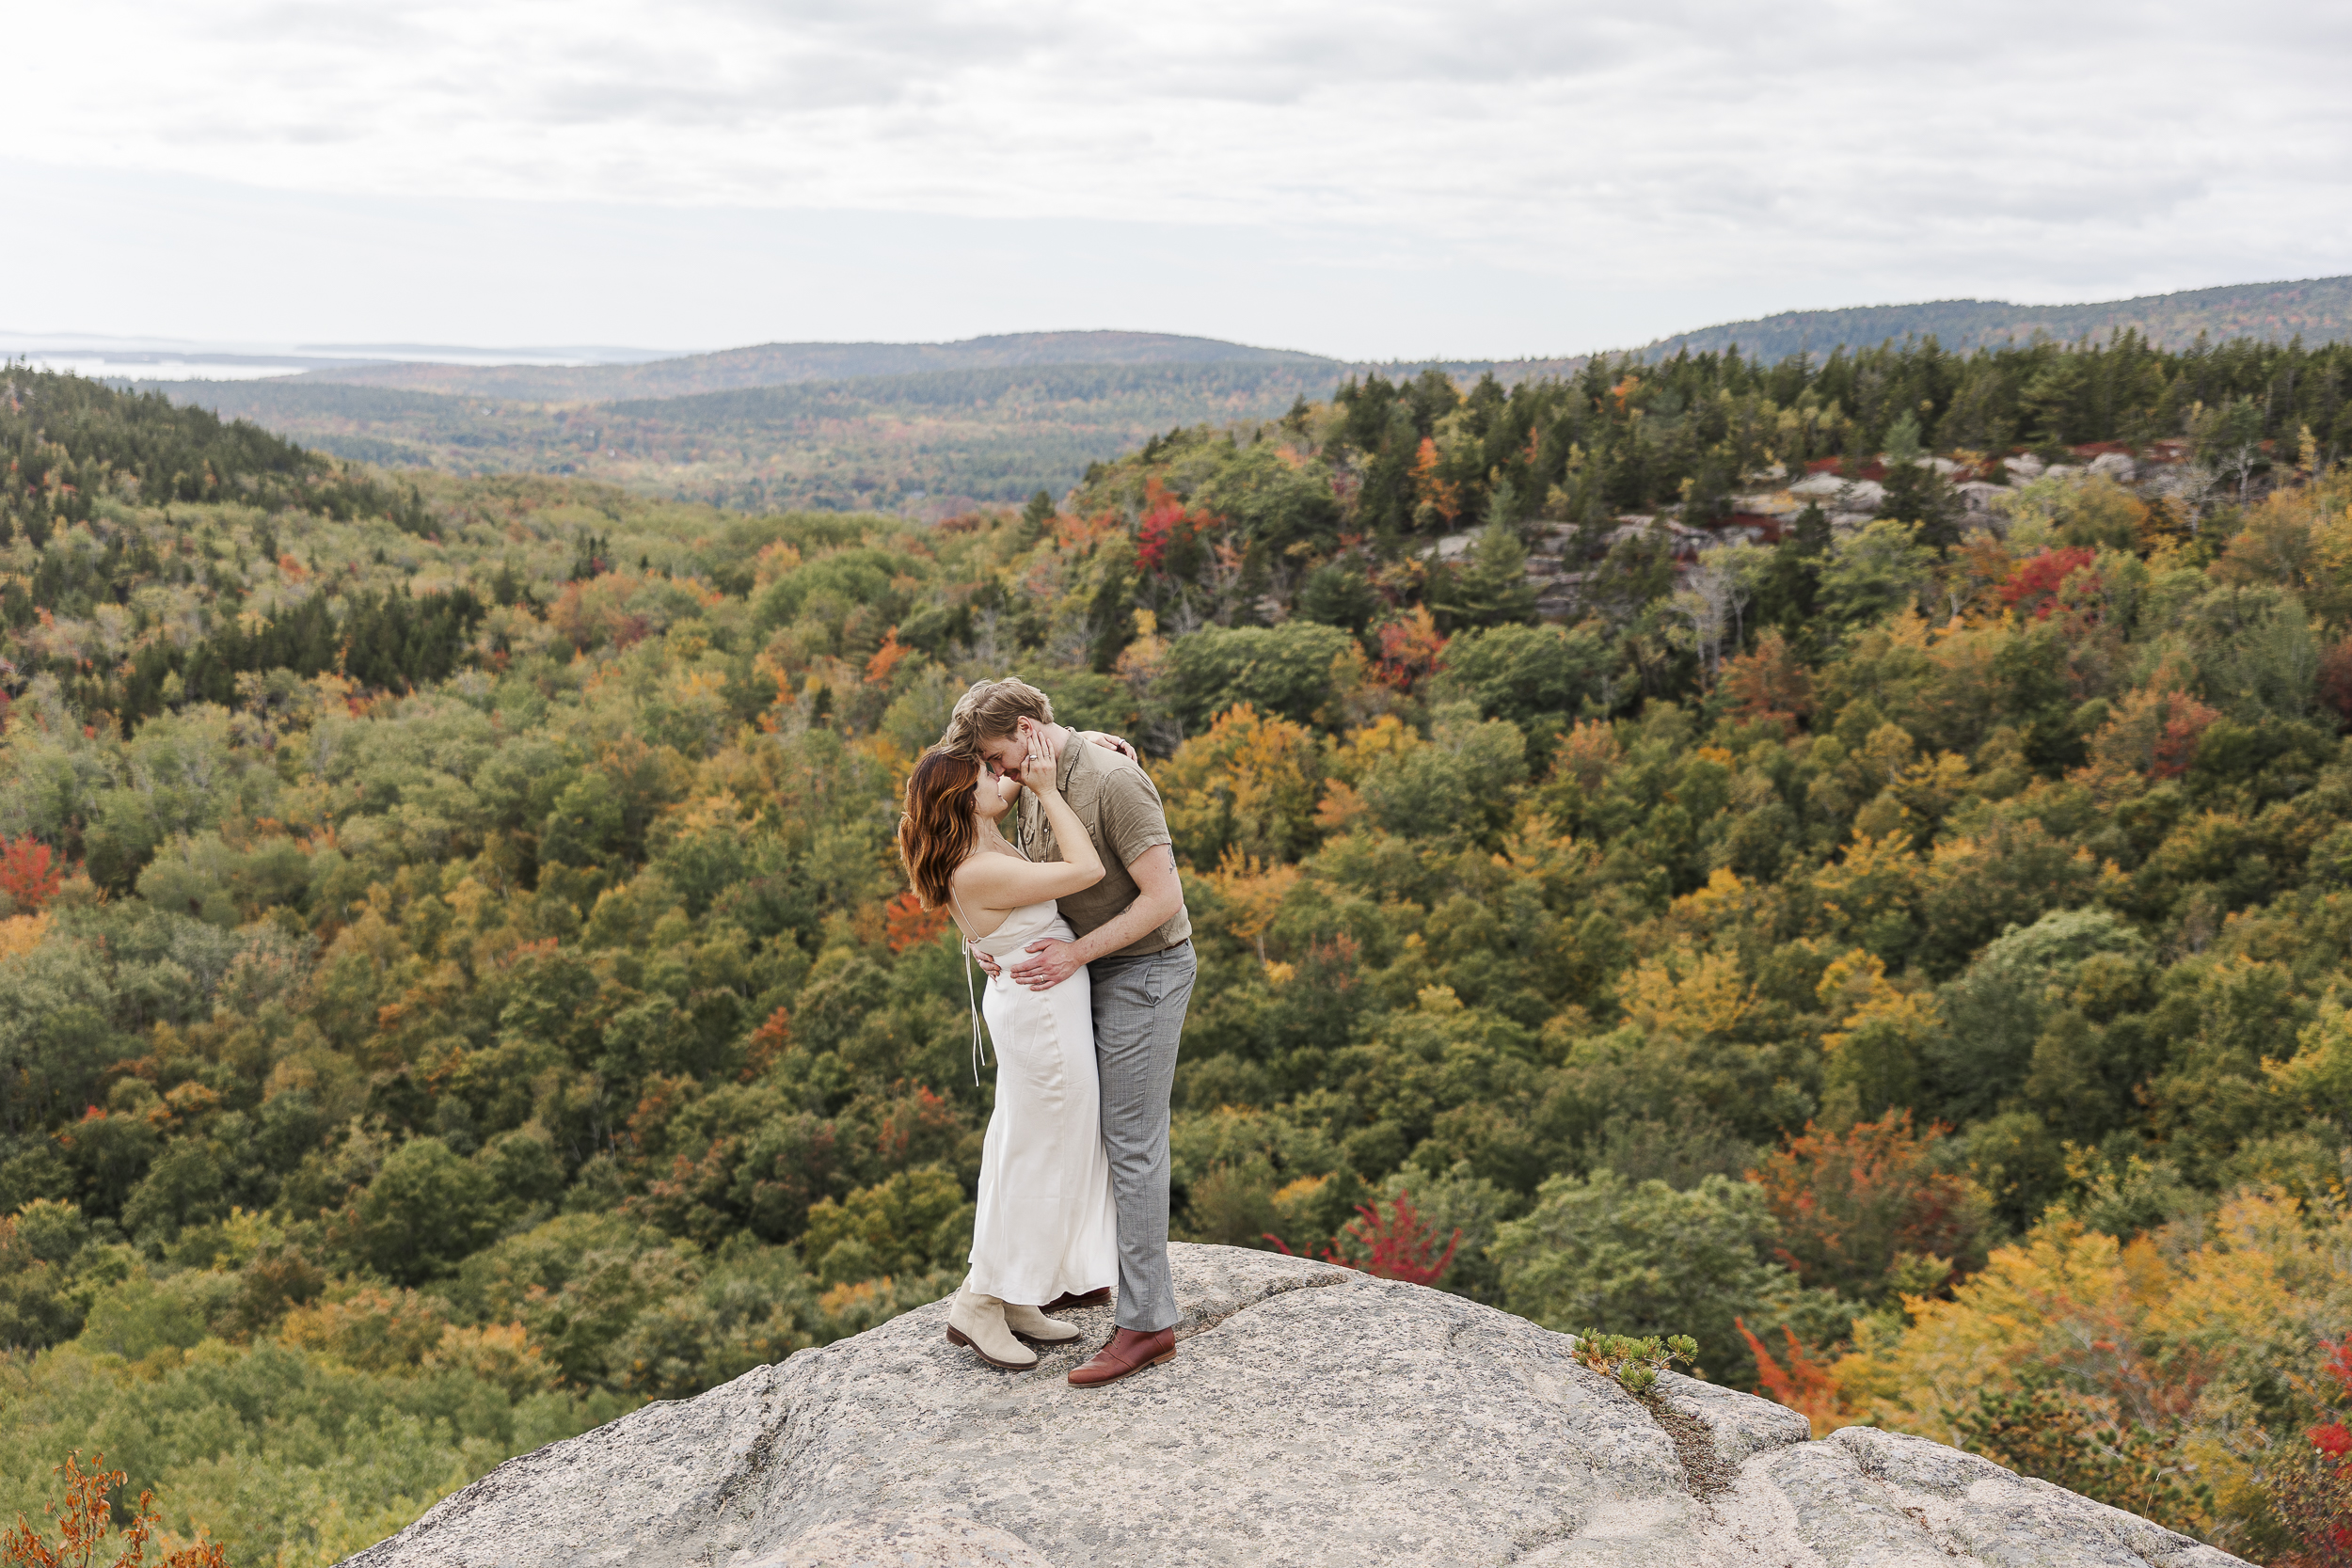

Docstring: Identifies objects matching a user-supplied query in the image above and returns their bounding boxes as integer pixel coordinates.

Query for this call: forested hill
[283,331,1338,403]
[1643,275,2352,361]
[147,358,1344,515]
[2,372,423,533]
[7,336,2352,1562]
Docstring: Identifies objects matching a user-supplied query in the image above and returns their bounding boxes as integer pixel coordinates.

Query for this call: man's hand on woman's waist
[1007,937,1085,990]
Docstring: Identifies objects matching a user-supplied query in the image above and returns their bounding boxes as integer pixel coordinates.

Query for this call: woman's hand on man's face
[1015,721,1059,794]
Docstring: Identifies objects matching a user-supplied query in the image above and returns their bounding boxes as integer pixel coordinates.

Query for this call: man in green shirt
[943,678,1194,1387]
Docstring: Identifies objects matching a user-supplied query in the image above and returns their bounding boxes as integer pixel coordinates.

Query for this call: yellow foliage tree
[1204,848,1303,969]
[1815,949,1940,1124]
[1818,1192,2340,1553]
[1158,704,1325,869]
[1618,943,1754,1041]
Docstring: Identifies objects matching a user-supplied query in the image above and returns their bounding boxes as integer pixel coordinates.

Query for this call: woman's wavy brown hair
[898,748,984,910]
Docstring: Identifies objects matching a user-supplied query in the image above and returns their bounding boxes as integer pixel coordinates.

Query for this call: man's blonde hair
[941,677,1055,756]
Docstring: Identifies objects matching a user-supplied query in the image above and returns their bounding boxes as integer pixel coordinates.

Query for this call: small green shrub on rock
[1573,1331,1697,1396]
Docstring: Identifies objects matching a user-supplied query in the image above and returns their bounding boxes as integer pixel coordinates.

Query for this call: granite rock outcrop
[345,1243,2243,1568]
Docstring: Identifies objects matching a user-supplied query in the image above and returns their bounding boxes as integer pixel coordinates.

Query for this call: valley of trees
[5,334,2352,1564]
[148,359,1342,518]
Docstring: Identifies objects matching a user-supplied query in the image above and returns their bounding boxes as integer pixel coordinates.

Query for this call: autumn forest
[6,327,2352,1563]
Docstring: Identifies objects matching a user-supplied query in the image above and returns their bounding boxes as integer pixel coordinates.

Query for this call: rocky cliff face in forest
[344,1245,2242,1568]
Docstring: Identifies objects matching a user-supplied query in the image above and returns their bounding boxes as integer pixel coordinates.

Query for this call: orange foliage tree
[1720,628,1814,729]
[1749,1110,1989,1301]
[1204,848,1303,966]
[1408,437,1460,523]
[3,1452,224,1568]
[883,890,948,954]
[863,630,914,687]
[2085,662,2222,784]
[1375,607,1446,693]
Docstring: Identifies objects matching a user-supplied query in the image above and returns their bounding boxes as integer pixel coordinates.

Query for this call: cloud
[11,0,2349,346]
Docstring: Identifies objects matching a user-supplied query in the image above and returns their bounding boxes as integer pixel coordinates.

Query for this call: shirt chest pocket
[1062,784,1111,863]
[1029,809,1104,865]
[1046,825,1108,869]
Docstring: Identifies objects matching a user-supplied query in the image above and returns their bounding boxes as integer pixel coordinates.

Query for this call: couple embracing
[896,678,1196,1387]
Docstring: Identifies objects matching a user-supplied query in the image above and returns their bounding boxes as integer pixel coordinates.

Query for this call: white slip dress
[953,896,1119,1307]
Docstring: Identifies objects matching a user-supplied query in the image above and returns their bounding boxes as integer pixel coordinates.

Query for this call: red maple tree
[1135,476,1214,575]
[739,1006,793,1081]
[1998,546,2100,621]
[0,836,62,912]
[1375,608,1447,693]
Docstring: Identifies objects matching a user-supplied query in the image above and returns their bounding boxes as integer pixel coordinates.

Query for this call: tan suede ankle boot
[946,1288,1038,1370]
[1002,1302,1082,1344]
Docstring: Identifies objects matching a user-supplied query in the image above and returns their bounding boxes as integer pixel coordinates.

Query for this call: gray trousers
[1088,942,1194,1332]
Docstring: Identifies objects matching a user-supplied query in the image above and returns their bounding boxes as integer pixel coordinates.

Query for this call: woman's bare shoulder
[951,845,1028,885]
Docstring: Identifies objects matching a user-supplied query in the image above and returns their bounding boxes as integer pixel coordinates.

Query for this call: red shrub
[1740,1318,1846,1434]
[2273,1338,2352,1565]
[1267,1191,1461,1288]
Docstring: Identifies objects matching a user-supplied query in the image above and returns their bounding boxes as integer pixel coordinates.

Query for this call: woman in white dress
[898,732,1119,1370]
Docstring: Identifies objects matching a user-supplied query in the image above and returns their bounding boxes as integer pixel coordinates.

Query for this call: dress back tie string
[946,887,989,1085]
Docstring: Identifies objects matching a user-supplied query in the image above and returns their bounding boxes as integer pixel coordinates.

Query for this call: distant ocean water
[2,340,675,383]
[24,355,323,382]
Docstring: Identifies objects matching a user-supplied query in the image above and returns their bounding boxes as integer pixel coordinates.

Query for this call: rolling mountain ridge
[290,330,1337,402]
[1639,275,2352,362]
[124,276,2352,515]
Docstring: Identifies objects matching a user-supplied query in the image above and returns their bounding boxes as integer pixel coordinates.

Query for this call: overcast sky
[8,0,2350,359]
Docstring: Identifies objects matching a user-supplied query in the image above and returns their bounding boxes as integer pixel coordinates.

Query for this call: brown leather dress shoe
[1067,1326,1176,1386]
[1041,1288,1111,1312]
